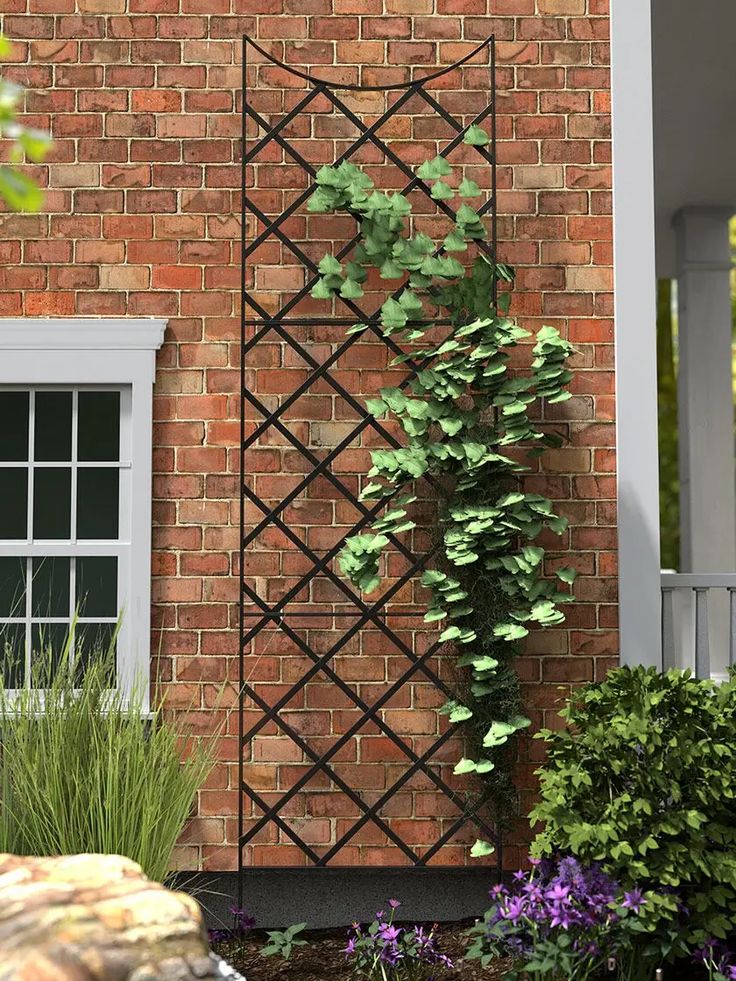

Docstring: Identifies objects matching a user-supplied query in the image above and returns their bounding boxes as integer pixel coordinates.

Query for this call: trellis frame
[239,34,501,885]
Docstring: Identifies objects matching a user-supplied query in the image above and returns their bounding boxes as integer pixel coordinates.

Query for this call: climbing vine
[308,129,576,855]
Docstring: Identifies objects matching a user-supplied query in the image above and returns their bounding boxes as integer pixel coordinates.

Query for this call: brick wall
[0,0,615,872]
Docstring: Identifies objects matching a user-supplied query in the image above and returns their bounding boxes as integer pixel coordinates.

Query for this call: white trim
[611,0,663,668]
[0,318,166,351]
[0,319,166,704]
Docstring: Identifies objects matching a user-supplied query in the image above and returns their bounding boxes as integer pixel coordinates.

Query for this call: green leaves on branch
[317,152,576,819]
[338,533,389,594]
[530,667,736,947]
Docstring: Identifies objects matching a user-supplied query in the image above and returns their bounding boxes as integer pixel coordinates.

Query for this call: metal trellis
[239,34,501,882]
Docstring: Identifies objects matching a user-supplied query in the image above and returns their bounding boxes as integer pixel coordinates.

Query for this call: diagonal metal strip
[240,637,470,851]
[414,87,495,168]
[244,86,418,261]
[240,576,477,834]
[241,291,422,457]
[241,543,447,700]
[240,666,421,864]
[244,86,324,165]
[314,729,459,865]
[240,394,426,579]
[240,779,322,862]
[419,794,500,865]
[242,410,421,559]
[318,727,496,865]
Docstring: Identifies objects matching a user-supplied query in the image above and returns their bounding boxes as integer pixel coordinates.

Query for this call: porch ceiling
[652,0,736,277]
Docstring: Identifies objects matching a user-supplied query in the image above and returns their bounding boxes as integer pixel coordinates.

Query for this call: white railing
[661,573,736,679]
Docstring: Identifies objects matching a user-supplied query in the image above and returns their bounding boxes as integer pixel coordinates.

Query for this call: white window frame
[0,319,166,704]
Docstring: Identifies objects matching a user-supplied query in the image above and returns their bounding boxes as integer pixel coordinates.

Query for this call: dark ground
[213,922,509,980]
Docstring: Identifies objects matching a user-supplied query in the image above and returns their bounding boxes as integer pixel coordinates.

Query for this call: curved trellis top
[238,36,501,881]
[243,33,495,93]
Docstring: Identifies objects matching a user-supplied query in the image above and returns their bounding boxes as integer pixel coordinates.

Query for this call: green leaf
[458,178,481,197]
[454,758,477,775]
[380,258,404,279]
[318,254,342,276]
[0,167,43,212]
[556,566,577,584]
[470,839,495,858]
[365,398,387,417]
[431,180,454,201]
[483,720,517,748]
[339,277,364,299]
[493,622,529,642]
[449,704,473,723]
[464,125,490,147]
[443,231,467,252]
[417,155,453,180]
[439,625,462,642]
[310,278,334,300]
[380,297,408,330]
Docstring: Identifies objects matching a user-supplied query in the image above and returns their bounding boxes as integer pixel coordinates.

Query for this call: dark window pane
[33,468,71,540]
[76,557,117,618]
[35,391,72,462]
[78,391,120,462]
[32,557,70,619]
[74,622,117,686]
[30,622,69,686]
[0,623,26,688]
[0,392,29,462]
[0,469,28,540]
[0,558,26,618]
[77,469,119,540]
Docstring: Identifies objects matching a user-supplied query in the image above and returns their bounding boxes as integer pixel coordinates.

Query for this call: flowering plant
[466,857,649,980]
[344,899,454,981]
[694,939,736,981]
[208,905,256,946]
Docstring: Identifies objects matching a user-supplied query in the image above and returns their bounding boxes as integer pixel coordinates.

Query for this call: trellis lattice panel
[239,35,501,872]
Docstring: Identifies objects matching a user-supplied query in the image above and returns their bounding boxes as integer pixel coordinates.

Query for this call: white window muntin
[0,384,130,687]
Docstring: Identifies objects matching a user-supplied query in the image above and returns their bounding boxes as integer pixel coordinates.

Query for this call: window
[0,319,166,699]
[0,387,128,686]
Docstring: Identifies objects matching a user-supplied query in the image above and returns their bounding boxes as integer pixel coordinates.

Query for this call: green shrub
[0,643,214,882]
[530,666,736,947]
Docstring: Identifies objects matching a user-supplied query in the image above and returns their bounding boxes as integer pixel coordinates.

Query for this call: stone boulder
[0,853,224,980]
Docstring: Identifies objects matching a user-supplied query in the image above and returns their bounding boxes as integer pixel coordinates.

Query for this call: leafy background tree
[657,215,736,571]
[0,34,50,210]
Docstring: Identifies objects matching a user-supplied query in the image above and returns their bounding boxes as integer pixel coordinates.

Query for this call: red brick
[0,0,616,873]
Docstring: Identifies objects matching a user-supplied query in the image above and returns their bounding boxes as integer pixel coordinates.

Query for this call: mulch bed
[214,921,509,980]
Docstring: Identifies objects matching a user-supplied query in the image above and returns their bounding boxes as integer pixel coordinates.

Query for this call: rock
[0,853,226,981]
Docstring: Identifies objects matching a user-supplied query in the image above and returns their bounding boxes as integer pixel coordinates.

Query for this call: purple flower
[379,923,401,943]
[545,882,570,903]
[503,896,527,924]
[621,888,645,914]
[388,898,401,909]
[380,945,403,966]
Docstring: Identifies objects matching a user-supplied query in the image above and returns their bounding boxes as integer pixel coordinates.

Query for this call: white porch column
[611,0,662,668]
[674,207,736,575]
